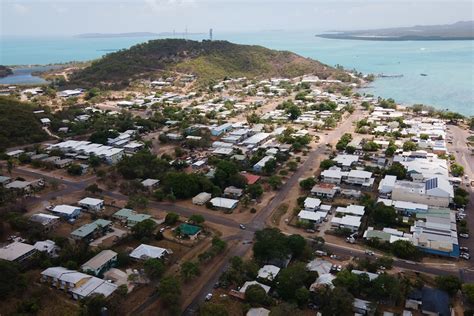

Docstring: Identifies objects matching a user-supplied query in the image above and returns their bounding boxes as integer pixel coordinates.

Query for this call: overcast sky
[1,0,473,36]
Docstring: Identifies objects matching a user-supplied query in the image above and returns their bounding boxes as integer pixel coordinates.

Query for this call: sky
[1,0,473,36]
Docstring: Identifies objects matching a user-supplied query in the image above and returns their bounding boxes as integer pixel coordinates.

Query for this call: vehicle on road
[239,224,246,230]
[460,253,470,260]
[242,240,253,245]
[205,293,213,301]
[460,233,470,239]
[315,250,328,257]
[365,250,375,256]
[306,229,316,233]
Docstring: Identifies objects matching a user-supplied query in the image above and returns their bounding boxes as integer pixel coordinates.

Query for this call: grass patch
[271,203,289,225]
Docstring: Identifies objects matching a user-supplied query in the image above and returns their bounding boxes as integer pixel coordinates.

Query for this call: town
[1,66,474,316]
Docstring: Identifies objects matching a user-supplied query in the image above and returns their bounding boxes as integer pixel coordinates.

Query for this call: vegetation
[69,39,346,88]
[0,97,49,151]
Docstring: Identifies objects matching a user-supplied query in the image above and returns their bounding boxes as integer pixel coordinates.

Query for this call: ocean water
[1,31,473,115]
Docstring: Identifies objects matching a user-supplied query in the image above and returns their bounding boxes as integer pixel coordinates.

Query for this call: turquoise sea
[1,31,473,115]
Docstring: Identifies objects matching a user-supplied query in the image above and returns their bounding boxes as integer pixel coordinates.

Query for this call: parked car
[460,233,470,239]
[205,293,213,301]
[460,253,470,260]
[239,224,246,230]
[460,247,469,253]
[306,229,316,233]
[365,250,375,256]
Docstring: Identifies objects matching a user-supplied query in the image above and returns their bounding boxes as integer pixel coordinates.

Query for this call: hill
[0,97,49,152]
[317,21,474,41]
[0,66,13,78]
[69,39,348,88]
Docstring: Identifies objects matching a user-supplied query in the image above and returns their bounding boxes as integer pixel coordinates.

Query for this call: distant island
[317,21,474,41]
[75,32,205,38]
[0,65,13,78]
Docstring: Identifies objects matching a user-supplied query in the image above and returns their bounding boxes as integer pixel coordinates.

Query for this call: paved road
[447,125,474,257]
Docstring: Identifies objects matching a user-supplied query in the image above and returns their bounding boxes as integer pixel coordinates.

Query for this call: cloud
[12,3,30,14]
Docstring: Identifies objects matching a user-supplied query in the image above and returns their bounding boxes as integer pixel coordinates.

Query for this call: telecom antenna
[185,26,188,39]
[209,28,213,41]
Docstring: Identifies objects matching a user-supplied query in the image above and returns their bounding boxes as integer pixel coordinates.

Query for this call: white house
[257,265,280,281]
[81,250,117,276]
[304,197,322,211]
[0,241,37,263]
[192,192,212,205]
[129,244,172,260]
[331,215,362,232]
[209,197,239,210]
[78,197,104,212]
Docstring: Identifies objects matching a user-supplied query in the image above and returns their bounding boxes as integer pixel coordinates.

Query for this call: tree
[165,212,179,225]
[403,141,418,151]
[199,302,228,316]
[245,284,272,306]
[0,260,26,299]
[320,159,336,170]
[67,164,83,176]
[462,284,474,304]
[391,240,421,260]
[268,175,282,190]
[372,203,398,226]
[320,287,354,316]
[435,275,462,296]
[276,262,309,301]
[189,214,205,225]
[144,258,165,280]
[295,286,310,307]
[262,159,277,175]
[85,183,102,195]
[450,163,464,177]
[158,276,181,313]
[299,177,316,190]
[247,184,264,199]
[286,234,306,258]
[181,261,200,281]
[131,219,157,239]
[385,162,407,180]
[80,294,108,315]
[253,228,290,263]
[286,104,302,120]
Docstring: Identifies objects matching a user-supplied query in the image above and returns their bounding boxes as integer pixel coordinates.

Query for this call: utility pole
[209,28,213,41]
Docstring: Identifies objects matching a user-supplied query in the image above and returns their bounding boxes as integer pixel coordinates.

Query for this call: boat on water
[377,73,404,78]
[420,73,428,76]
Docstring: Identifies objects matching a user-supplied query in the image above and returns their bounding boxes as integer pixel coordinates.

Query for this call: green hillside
[69,39,349,88]
[0,97,49,151]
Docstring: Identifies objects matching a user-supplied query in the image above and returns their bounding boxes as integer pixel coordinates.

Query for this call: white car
[460,247,469,253]
[459,233,470,239]
[365,250,375,256]
[205,293,213,301]
[460,253,470,260]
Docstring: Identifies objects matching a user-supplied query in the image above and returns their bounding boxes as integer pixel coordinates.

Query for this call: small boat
[420,73,428,76]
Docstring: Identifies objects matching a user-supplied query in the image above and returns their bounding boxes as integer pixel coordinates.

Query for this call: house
[78,197,104,212]
[345,170,374,187]
[6,149,24,158]
[239,281,271,294]
[304,197,322,211]
[192,192,212,205]
[0,241,37,263]
[331,215,362,232]
[70,219,112,241]
[0,175,12,186]
[378,175,397,195]
[391,178,453,208]
[253,156,274,173]
[241,172,261,185]
[209,197,239,210]
[321,168,345,184]
[211,123,233,136]
[55,158,74,168]
[242,133,270,147]
[257,265,280,281]
[311,183,339,199]
[141,178,160,190]
[310,273,336,291]
[224,186,244,199]
[333,154,359,170]
[353,298,373,315]
[50,205,82,219]
[41,267,117,300]
[178,223,202,240]
[30,213,60,231]
[335,204,365,216]
[81,250,117,276]
[129,244,172,260]
[34,240,59,257]
[306,258,332,275]
[406,287,450,316]
[298,210,327,224]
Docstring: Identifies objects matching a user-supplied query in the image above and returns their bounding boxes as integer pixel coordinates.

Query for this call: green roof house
[178,223,202,240]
